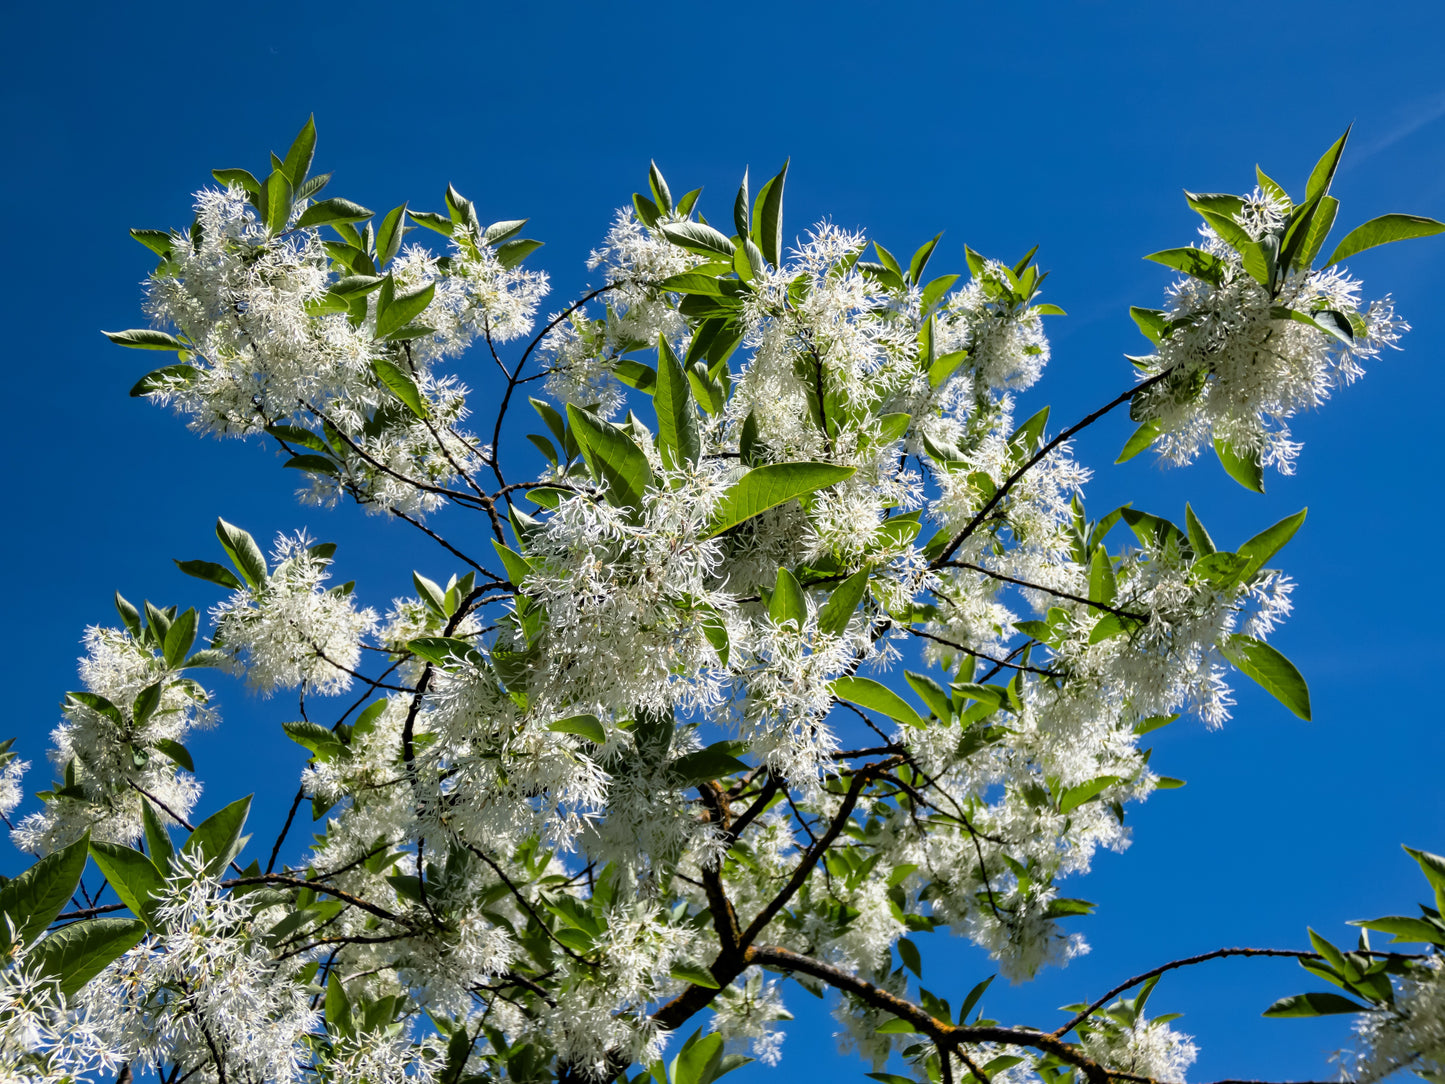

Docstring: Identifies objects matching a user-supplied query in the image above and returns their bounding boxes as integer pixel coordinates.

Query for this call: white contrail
[1346,90,1445,169]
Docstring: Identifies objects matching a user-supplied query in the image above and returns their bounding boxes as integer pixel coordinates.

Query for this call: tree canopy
[2,118,1443,1084]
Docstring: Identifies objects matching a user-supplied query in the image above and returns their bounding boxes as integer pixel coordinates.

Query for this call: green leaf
[1404,846,1445,899]
[875,1018,918,1034]
[162,609,197,669]
[906,671,953,721]
[897,936,922,977]
[1263,992,1368,1017]
[1144,247,1226,285]
[374,279,436,341]
[1306,127,1351,203]
[769,567,806,629]
[374,204,409,267]
[496,238,544,269]
[104,329,187,351]
[1184,504,1215,556]
[1220,634,1310,721]
[1238,509,1307,580]
[212,167,261,195]
[372,358,428,417]
[658,221,736,258]
[648,160,673,213]
[928,349,969,388]
[655,336,700,470]
[88,842,164,928]
[129,363,199,397]
[1059,776,1120,814]
[141,798,174,869]
[733,168,750,237]
[670,742,750,786]
[260,170,294,236]
[407,636,484,667]
[566,404,654,511]
[180,795,252,877]
[832,676,925,729]
[705,462,855,538]
[282,720,345,761]
[152,739,194,772]
[752,160,789,268]
[1116,420,1162,464]
[1325,213,1445,266]
[1349,915,1445,946]
[491,541,534,587]
[816,570,869,637]
[215,518,268,589]
[285,454,340,476]
[1213,438,1264,493]
[547,715,607,745]
[31,918,148,998]
[0,836,90,947]
[175,558,243,590]
[483,218,529,246]
[280,115,316,185]
[295,197,373,229]
[669,963,721,989]
[408,209,453,236]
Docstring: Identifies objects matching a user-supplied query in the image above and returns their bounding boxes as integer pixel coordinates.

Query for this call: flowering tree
[2,117,1443,1084]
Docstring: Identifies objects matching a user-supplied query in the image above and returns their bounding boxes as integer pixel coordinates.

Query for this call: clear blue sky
[3,1,1443,1080]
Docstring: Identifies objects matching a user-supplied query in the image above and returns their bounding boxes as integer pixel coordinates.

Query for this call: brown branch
[941,560,1150,623]
[932,369,1174,568]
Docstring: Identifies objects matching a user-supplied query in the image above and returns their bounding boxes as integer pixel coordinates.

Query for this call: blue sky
[2,1,1443,1080]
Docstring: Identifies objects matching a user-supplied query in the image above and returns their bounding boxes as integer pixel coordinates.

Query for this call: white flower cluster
[13,625,211,854]
[77,853,318,1082]
[1347,957,1445,1083]
[1082,1016,1200,1082]
[212,531,377,696]
[1132,192,1407,474]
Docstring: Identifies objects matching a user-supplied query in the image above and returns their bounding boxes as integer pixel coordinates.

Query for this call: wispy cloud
[1346,90,1445,170]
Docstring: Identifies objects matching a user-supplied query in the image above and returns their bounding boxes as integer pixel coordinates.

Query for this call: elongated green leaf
[1263,992,1368,1017]
[372,358,428,417]
[31,918,148,997]
[212,167,261,194]
[1144,247,1226,285]
[175,558,243,590]
[1238,509,1306,579]
[670,742,750,786]
[705,462,854,538]
[163,609,197,668]
[1349,915,1445,946]
[906,671,952,721]
[89,843,164,928]
[658,222,735,258]
[655,336,700,470]
[1325,213,1445,266]
[1213,437,1264,493]
[280,115,316,185]
[180,795,252,877]
[816,570,869,637]
[216,518,267,589]
[670,963,721,989]
[547,715,607,744]
[496,238,543,268]
[152,739,194,772]
[129,363,199,397]
[769,567,806,628]
[833,676,925,729]
[752,160,789,268]
[733,168,750,237]
[104,329,187,350]
[566,405,654,511]
[141,798,174,869]
[1306,127,1351,203]
[1220,634,1310,720]
[295,197,373,229]
[0,836,90,947]
[1116,420,1161,464]
[1059,776,1120,814]
[261,170,294,236]
[374,280,435,340]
